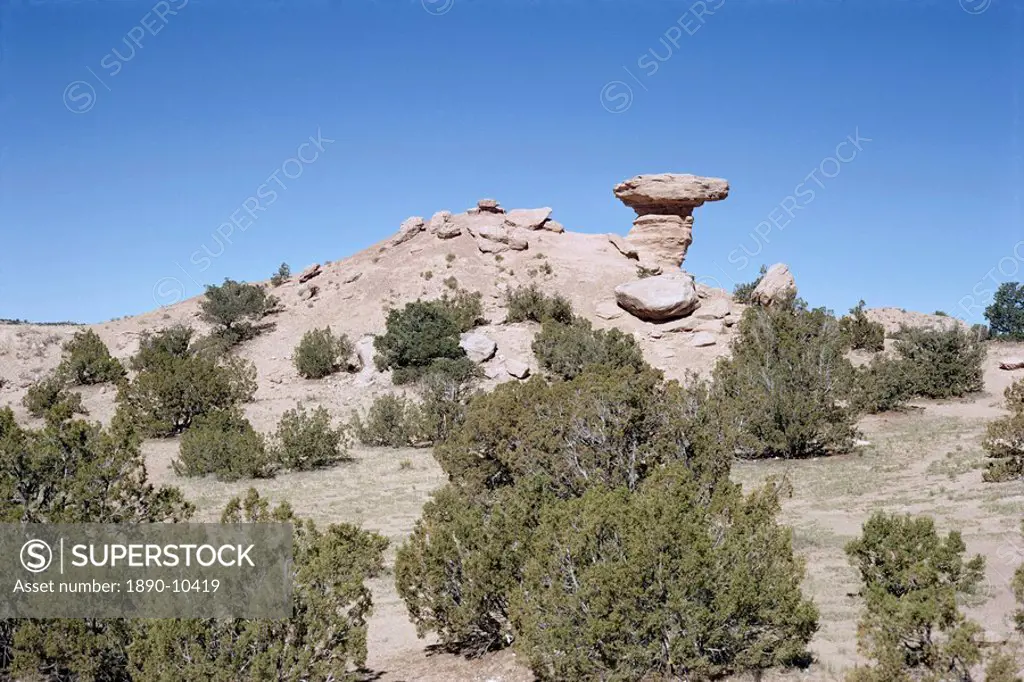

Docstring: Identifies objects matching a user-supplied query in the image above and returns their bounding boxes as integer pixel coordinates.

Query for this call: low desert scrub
[374,292,482,385]
[504,284,574,324]
[851,326,986,414]
[983,379,1024,482]
[117,325,257,436]
[56,329,125,385]
[22,374,86,420]
[396,365,818,678]
[839,300,884,352]
[844,512,989,681]
[293,327,355,379]
[350,394,424,448]
[200,278,279,347]
[709,299,858,458]
[270,404,350,471]
[173,409,274,481]
[531,317,646,381]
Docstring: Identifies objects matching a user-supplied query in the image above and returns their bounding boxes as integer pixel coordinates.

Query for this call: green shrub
[22,375,86,420]
[271,405,349,471]
[511,469,818,680]
[983,379,1024,481]
[845,512,986,681]
[504,284,574,324]
[415,357,481,443]
[374,300,466,384]
[839,300,885,352]
[173,409,273,481]
[128,488,387,681]
[986,282,1024,339]
[438,288,485,332]
[57,329,125,385]
[849,356,916,415]
[200,278,279,346]
[118,327,257,437]
[531,317,646,381]
[293,327,354,379]
[710,300,858,458]
[972,323,991,341]
[891,326,985,398]
[350,394,423,447]
[733,264,767,303]
[270,262,291,286]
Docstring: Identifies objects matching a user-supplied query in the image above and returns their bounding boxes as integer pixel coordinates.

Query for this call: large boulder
[505,207,552,230]
[460,332,497,363]
[390,216,426,246]
[614,173,729,216]
[614,272,700,322]
[751,263,797,306]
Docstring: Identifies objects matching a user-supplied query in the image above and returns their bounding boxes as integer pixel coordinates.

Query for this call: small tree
[350,395,423,448]
[845,512,986,681]
[893,326,985,399]
[733,264,767,304]
[57,329,125,385]
[438,288,485,332]
[840,300,885,352]
[415,357,481,443]
[710,299,857,458]
[129,488,388,681]
[374,300,466,384]
[271,405,349,471]
[984,378,1024,481]
[22,374,86,420]
[294,327,354,379]
[117,326,257,436]
[986,282,1024,340]
[270,262,291,286]
[173,409,274,481]
[531,317,646,381]
[200,279,279,346]
[504,284,574,324]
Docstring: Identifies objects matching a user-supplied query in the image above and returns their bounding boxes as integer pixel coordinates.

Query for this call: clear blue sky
[0,0,1020,324]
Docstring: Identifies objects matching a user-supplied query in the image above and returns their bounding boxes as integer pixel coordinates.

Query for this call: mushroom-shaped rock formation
[614,173,729,269]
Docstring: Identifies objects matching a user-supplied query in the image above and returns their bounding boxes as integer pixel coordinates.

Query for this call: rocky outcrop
[614,273,699,322]
[607,233,639,260]
[614,173,729,270]
[694,298,731,320]
[751,263,797,306]
[475,198,504,214]
[460,332,497,363]
[690,331,717,347]
[505,208,552,230]
[506,359,531,379]
[428,211,462,239]
[298,264,322,283]
[391,216,426,246]
[298,284,319,301]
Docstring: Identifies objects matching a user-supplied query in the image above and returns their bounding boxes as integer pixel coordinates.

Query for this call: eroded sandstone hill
[0,173,960,438]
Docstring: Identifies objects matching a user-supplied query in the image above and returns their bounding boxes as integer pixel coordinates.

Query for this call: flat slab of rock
[477,198,504,214]
[615,273,699,322]
[1000,358,1024,371]
[751,263,797,306]
[614,173,730,215]
[694,298,731,320]
[690,331,717,347]
[505,208,552,230]
[506,359,531,379]
[298,264,322,283]
[594,300,623,320]
[540,219,564,233]
[460,332,497,363]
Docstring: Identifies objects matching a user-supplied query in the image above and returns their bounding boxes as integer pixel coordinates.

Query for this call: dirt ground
[132,344,1024,681]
